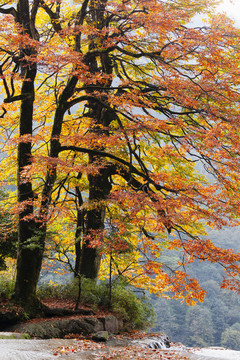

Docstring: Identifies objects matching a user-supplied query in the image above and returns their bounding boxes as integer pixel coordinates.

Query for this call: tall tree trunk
[13,0,41,310]
[79,0,114,278]
[14,74,78,310]
[13,59,41,309]
[80,155,112,279]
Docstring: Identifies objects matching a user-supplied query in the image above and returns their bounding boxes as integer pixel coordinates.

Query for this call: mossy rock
[92,331,109,342]
[11,317,104,338]
[0,332,30,339]
[98,315,119,333]
[5,315,120,339]
[23,324,49,338]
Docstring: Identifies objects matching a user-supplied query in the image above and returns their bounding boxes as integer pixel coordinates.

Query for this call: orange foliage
[0,0,240,303]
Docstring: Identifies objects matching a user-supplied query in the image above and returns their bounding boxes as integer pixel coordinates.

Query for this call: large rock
[56,317,103,335]
[8,316,109,338]
[92,331,109,342]
[25,323,62,338]
[99,315,120,334]
[5,314,121,339]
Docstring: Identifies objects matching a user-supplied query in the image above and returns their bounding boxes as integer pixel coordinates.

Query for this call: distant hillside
[151,227,240,350]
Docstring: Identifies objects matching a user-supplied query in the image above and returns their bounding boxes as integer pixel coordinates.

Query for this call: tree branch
[74,0,90,52]
[30,0,40,40]
[40,0,62,33]
[0,6,18,21]
[59,145,184,195]
[4,94,28,103]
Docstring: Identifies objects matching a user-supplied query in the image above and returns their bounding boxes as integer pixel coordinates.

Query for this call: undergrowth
[37,277,154,330]
[0,274,154,330]
[0,275,14,299]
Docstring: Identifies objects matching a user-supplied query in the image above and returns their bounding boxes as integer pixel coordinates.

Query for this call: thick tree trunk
[14,226,45,313]
[80,158,112,279]
[78,0,114,277]
[13,61,43,309]
[9,0,45,315]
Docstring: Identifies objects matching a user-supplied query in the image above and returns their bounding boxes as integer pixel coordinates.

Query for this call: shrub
[0,275,15,299]
[111,284,154,329]
[37,280,64,299]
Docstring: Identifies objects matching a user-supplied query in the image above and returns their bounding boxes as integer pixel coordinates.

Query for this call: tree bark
[13,0,42,310]
[78,0,114,278]
[13,64,44,310]
[80,159,112,278]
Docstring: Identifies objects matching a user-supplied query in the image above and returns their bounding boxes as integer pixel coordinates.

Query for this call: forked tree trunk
[78,0,114,277]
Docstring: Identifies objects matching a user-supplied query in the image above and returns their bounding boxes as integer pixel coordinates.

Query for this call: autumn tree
[0,0,240,312]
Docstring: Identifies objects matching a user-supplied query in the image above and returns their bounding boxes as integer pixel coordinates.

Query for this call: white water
[0,339,57,360]
[0,339,101,360]
[132,335,170,349]
[194,347,240,359]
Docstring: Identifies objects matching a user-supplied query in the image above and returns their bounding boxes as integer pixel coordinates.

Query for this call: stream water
[0,338,240,360]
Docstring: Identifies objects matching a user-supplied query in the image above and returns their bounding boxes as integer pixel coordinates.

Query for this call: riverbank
[1,336,240,360]
[0,337,227,360]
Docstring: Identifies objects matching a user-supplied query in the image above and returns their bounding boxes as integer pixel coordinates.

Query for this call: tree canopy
[0,0,240,310]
